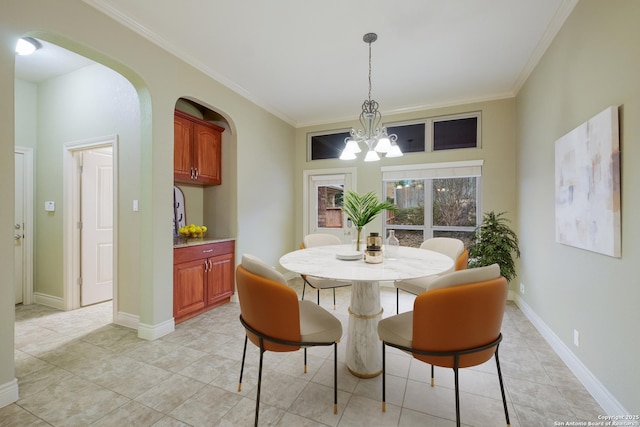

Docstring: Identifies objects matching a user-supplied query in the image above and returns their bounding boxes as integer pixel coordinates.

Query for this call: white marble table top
[279,244,453,282]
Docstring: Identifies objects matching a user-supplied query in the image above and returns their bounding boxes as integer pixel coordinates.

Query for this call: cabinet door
[174,259,206,320]
[174,115,193,183]
[206,252,234,305]
[193,123,221,185]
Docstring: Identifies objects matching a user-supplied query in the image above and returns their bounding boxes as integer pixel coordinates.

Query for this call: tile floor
[4,278,606,426]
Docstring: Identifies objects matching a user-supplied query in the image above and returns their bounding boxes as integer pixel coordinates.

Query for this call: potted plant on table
[468,211,520,282]
[342,190,397,251]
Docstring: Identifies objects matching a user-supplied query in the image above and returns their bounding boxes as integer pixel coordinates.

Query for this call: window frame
[431,111,482,151]
[307,111,482,161]
[307,128,351,162]
[381,161,483,245]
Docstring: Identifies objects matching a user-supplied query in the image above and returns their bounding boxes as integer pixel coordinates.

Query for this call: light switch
[44,201,55,212]
[133,200,139,212]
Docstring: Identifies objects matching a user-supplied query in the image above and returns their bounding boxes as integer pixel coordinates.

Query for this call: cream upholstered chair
[379,264,510,427]
[394,237,468,313]
[300,233,352,309]
[236,254,343,426]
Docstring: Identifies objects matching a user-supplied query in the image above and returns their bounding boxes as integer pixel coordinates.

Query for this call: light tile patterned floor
[4,278,605,426]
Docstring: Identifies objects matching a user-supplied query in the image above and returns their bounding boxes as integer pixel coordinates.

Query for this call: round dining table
[279,244,454,378]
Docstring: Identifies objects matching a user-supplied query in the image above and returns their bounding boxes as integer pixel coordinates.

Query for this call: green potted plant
[342,190,397,251]
[468,211,520,282]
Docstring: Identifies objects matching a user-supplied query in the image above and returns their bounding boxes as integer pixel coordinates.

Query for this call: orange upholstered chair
[300,233,352,309]
[394,237,468,313]
[236,254,343,426]
[378,264,510,427]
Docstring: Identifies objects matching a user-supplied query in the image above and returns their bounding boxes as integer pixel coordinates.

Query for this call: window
[382,161,482,248]
[309,131,350,160]
[386,123,425,153]
[308,112,480,160]
[316,184,344,228]
[433,116,478,151]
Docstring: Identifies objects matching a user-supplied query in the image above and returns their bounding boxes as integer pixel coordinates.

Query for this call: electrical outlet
[573,329,580,347]
[519,282,525,294]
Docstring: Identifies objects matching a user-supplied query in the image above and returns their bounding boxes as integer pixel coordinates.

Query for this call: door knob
[15,234,22,240]
[15,223,21,229]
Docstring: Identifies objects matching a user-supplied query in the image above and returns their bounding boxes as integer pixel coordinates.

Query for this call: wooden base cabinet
[173,240,235,323]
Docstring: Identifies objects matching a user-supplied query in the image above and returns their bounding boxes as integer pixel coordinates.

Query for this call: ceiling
[15,0,576,127]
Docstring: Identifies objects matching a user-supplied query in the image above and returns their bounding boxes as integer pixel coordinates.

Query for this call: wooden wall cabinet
[174,110,224,186]
[173,240,235,323]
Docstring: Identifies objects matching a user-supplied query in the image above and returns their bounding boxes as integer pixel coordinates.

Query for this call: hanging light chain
[363,32,378,103]
[339,32,403,161]
[368,37,372,102]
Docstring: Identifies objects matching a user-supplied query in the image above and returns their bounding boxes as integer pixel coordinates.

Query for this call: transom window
[308,111,481,161]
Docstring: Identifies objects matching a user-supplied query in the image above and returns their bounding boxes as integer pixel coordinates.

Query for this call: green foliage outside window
[394,205,425,225]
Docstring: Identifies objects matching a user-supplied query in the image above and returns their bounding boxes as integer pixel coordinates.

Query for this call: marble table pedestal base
[346,280,383,378]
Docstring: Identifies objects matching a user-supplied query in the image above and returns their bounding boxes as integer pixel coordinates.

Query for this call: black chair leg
[495,349,511,426]
[238,335,248,392]
[381,342,386,412]
[317,289,320,305]
[255,345,265,427]
[430,364,435,387]
[396,288,399,314]
[304,348,307,373]
[301,279,307,300]
[333,342,338,414]
[332,288,336,310]
[453,366,461,427]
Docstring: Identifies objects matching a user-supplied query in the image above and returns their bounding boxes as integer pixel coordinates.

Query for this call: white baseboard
[115,311,139,330]
[137,318,175,341]
[514,295,629,416]
[33,292,65,310]
[0,378,18,409]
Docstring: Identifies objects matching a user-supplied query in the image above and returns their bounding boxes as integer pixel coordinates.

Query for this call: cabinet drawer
[174,240,234,264]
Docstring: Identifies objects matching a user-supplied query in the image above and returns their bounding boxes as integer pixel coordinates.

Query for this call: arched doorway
[14,36,143,327]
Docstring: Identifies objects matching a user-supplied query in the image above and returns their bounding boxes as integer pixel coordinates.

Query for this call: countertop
[173,236,235,248]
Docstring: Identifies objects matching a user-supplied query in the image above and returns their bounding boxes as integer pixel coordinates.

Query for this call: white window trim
[382,160,483,241]
[432,111,482,151]
[306,128,351,162]
[381,160,483,181]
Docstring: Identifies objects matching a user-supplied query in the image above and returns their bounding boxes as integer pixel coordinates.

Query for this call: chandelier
[340,33,402,161]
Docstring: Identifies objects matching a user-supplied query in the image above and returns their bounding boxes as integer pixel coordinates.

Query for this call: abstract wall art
[555,106,621,257]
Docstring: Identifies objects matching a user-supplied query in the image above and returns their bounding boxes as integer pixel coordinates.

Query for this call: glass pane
[385,180,425,226]
[433,230,475,249]
[387,123,425,153]
[433,117,478,150]
[310,132,350,160]
[432,178,477,227]
[389,229,424,248]
[316,184,344,228]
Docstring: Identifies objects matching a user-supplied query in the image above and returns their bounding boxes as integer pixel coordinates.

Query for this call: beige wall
[294,98,518,255]
[3,0,637,415]
[1,0,294,406]
[26,63,141,310]
[516,0,639,413]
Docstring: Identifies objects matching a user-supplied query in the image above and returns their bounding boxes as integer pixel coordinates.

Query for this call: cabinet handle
[203,260,209,272]
[202,249,213,253]
[190,167,194,180]
[208,260,212,270]
[194,167,199,180]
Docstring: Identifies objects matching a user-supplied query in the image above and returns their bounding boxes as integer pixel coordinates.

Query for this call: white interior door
[14,152,25,304]
[305,171,354,242]
[80,147,114,306]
